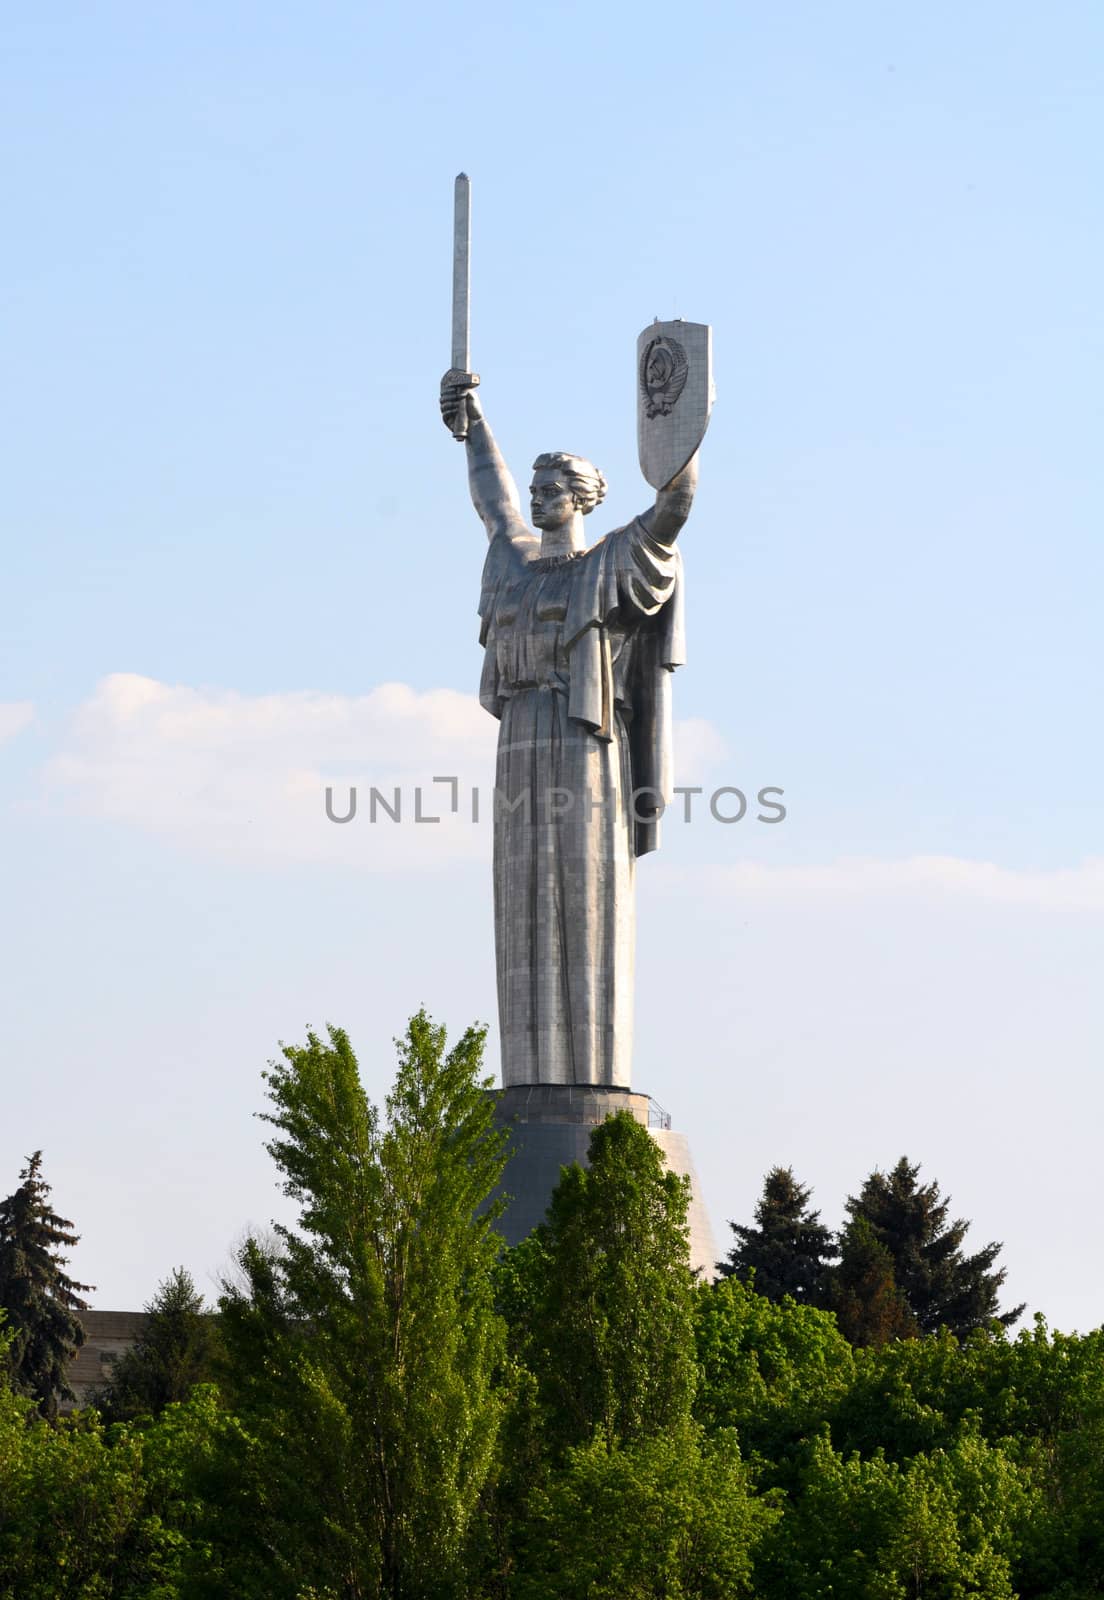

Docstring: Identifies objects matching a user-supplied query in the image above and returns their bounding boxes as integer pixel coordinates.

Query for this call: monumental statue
[439,175,713,1094]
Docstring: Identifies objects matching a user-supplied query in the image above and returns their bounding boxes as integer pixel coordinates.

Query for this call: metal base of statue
[489,1084,718,1279]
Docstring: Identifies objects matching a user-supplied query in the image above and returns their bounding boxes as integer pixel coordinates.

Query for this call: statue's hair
[532,452,608,515]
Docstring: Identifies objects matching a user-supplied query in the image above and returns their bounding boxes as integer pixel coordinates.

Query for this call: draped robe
[478,515,684,1087]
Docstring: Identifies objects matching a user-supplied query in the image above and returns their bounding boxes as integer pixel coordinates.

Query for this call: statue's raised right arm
[440,374,526,542]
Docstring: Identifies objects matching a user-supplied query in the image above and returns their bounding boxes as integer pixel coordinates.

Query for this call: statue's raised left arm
[638,453,699,542]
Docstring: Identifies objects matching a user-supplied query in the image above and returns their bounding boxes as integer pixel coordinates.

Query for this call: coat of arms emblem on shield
[640,334,690,419]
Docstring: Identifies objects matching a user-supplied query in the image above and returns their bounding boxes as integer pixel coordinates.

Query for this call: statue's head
[529,452,607,530]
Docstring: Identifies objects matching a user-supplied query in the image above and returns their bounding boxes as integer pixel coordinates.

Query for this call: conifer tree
[94,1266,219,1422]
[830,1216,917,1347]
[0,1151,93,1418]
[846,1156,1024,1339]
[719,1166,837,1306]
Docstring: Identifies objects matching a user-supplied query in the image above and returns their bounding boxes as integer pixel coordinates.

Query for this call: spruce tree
[0,1151,93,1417]
[846,1156,1024,1339]
[719,1165,837,1306]
[830,1216,917,1347]
[94,1266,219,1422]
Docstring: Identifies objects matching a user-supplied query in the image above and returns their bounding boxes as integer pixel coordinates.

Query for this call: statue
[440,176,711,1091]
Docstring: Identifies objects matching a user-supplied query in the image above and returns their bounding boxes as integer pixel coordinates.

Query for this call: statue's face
[529,467,575,531]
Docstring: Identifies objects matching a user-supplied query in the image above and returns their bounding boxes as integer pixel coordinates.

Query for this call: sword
[446,172,479,441]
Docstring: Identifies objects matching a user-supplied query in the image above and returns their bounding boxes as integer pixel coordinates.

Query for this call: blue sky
[2,3,1102,1326]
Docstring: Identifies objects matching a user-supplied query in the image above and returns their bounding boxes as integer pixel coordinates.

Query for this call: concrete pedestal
[490,1083,718,1279]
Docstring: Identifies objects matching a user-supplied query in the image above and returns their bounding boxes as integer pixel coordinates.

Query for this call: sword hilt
[444,368,480,442]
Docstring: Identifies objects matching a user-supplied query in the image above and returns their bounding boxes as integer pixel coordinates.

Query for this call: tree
[0,1151,93,1418]
[0,1334,221,1600]
[94,1266,220,1422]
[516,1423,779,1600]
[719,1166,837,1306]
[510,1111,698,1456]
[760,1429,1024,1600]
[493,1115,754,1599]
[830,1216,918,1348]
[693,1275,855,1472]
[197,1011,509,1600]
[846,1157,1024,1339]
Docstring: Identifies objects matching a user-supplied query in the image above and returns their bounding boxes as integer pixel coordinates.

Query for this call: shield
[636,320,714,490]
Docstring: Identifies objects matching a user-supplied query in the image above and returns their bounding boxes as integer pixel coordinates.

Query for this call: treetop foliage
[719,1164,837,1306]
[723,1157,1022,1347]
[2,1019,1090,1600]
[831,1214,919,1348]
[94,1266,220,1424]
[207,1010,510,1600]
[0,1150,93,1418]
[505,1110,697,1457]
[847,1155,1025,1339]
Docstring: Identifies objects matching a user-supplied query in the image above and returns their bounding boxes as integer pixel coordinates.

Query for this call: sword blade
[451,173,470,371]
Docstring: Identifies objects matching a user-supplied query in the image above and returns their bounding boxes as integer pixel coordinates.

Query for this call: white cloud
[665,854,1104,913]
[0,702,34,744]
[47,674,496,869]
[49,673,731,873]
[59,676,1092,912]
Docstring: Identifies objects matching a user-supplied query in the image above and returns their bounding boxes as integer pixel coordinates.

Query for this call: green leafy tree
[196,1011,509,1600]
[511,1111,697,1456]
[694,1274,855,1474]
[831,1215,918,1349]
[827,1317,1104,1594]
[760,1429,1024,1600]
[515,1423,779,1600]
[0,1151,93,1418]
[719,1166,837,1305]
[847,1157,1024,1338]
[1002,1320,1104,1595]
[0,1317,216,1597]
[484,1114,702,1596]
[94,1266,221,1423]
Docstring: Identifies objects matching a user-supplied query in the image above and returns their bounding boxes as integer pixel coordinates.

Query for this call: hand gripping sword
[445,172,479,441]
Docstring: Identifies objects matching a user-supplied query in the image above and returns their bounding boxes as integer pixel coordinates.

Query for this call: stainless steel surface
[451,173,470,371]
[437,189,718,1271]
[637,319,714,490]
[447,175,479,441]
[440,199,712,1089]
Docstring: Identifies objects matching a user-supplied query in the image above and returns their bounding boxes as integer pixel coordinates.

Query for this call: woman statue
[441,373,698,1089]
